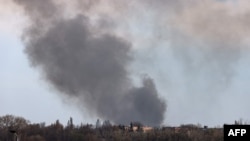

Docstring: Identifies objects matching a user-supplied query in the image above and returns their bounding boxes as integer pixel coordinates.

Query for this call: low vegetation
[0,115,224,141]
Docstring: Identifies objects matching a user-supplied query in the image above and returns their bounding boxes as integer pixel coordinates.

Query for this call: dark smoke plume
[14,0,166,126]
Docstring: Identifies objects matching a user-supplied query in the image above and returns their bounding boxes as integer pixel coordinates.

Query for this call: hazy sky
[1,0,250,127]
[0,0,93,126]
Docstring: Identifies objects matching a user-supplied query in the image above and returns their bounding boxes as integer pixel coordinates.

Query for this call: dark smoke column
[14,0,166,126]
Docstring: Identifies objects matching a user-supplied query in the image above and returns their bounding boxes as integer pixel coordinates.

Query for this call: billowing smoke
[11,0,250,126]
[13,0,166,126]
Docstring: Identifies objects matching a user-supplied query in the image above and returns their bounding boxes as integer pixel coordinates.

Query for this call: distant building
[142,126,153,132]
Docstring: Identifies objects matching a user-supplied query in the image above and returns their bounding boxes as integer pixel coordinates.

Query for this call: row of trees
[0,114,224,141]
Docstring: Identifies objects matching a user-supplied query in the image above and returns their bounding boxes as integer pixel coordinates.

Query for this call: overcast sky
[1,0,250,127]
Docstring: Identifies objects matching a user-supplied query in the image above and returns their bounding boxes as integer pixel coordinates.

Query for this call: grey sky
[1,0,250,127]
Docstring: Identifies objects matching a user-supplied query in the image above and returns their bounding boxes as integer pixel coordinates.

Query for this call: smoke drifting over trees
[9,0,250,126]
[13,0,166,126]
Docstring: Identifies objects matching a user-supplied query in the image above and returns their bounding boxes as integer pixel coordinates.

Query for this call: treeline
[0,114,223,141]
